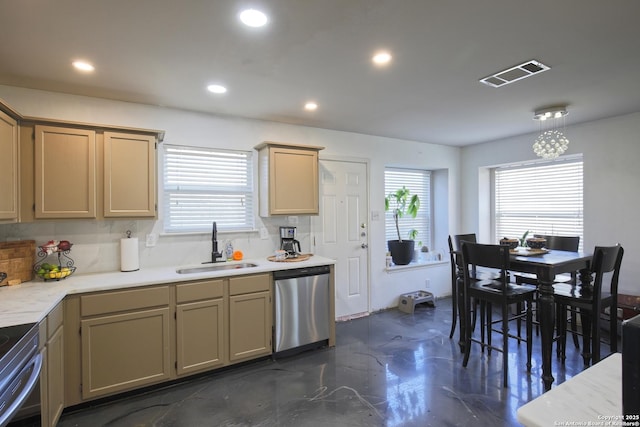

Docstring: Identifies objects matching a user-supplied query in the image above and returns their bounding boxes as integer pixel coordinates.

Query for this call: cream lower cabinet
[229,274,272,362]
[41,302,64,427]
[79,286,171,400]
[176,279,225,376]
[62,273,275,409]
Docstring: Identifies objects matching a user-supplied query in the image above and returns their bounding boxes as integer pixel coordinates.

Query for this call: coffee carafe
[280,226,301,257]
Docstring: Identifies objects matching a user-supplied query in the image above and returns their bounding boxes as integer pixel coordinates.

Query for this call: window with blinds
[384,168,431,248]
[494,158,583,250]
[163,145,254,233]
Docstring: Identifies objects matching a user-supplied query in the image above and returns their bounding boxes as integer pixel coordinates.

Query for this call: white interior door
[312,159,369,319]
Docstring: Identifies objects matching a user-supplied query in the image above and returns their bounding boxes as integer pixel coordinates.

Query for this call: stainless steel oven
[0,323,41,427]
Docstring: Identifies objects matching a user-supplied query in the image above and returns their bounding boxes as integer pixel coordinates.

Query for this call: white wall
[0,85,459,311]
[461,112,640,295]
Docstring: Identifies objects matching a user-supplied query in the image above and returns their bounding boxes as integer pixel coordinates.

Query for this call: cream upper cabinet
[104,131,157,217]
[0,109,19,221]
[256,142,324,216]
[34,125,96,218]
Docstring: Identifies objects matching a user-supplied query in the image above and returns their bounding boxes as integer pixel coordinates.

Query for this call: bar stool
[460,241,536,387]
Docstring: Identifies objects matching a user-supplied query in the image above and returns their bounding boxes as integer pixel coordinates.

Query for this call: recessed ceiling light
[207,84,227,94]
[239,9,268,27]
[372,51,392,66]
[304,102,318,111]
[72,60,95,72]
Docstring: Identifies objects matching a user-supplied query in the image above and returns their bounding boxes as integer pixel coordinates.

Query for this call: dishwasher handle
[273,265,331,280]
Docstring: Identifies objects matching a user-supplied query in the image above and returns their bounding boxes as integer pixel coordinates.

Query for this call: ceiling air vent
[479,60,550,88]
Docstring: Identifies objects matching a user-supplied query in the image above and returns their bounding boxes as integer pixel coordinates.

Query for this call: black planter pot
[388,240,415,265]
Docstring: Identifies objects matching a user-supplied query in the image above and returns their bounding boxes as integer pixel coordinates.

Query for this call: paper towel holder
[121,230,140,272]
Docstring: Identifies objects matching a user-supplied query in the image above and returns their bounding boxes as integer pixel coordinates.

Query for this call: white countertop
[517,353,622,426]
[0,255,335,328]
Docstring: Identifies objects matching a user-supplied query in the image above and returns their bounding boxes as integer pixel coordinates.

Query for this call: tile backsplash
[0,217,312,274]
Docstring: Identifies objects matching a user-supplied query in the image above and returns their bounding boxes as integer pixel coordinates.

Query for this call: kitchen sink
[176,263,258,274]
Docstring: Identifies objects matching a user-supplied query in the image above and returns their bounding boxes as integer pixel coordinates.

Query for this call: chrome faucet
[206,221,224,263]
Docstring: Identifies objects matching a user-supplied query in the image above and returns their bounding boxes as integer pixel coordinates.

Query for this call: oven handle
[0,352,42,427]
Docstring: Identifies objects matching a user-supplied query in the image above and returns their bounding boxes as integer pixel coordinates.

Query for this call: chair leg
[486,303,493,356]
[526,299,533,372]
[580,308,592,367]
[555,303,562,359]
[570,310,580,349]
[592,308,602,365]
[471,299,478,335]
[502,303,509,387]
[516,302,523,341]
[449,290,457,339]
[610,302,618,353]
[457,277,467,353]
[534,298,540,337]
[479,301,485,353]
[462,297,472,368]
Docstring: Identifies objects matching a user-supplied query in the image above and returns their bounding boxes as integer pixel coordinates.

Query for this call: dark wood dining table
[456,248,593,391]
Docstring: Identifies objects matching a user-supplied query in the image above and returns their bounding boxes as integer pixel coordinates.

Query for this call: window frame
[384,167,432,251]
[162,144,255,234]
[492,156,584,250]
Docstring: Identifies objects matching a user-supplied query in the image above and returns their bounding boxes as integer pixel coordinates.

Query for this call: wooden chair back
[461,241,510,293]
[592,244,624,297]
[534,234,580,251]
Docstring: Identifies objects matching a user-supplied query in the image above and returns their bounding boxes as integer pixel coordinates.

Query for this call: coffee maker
[280,226,301,257]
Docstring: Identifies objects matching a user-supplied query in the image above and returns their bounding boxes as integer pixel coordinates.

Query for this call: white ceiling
[2,0,640,146]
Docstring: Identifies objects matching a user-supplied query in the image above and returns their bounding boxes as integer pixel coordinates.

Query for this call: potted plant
[385,186,420,265]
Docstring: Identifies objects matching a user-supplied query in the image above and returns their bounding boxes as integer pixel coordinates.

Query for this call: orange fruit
[232,250,243,260]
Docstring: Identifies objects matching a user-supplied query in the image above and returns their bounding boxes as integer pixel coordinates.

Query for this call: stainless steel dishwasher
[273,265,331,354]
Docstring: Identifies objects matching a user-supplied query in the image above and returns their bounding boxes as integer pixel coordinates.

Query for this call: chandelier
[532,106,569,159]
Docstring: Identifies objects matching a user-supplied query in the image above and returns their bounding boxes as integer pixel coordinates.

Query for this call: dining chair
[448,234,478,339]
[553,244,624,366]
[460,241,537,387]
[448,234,499,341]
[448,235,461,339]
[514,234,581,349]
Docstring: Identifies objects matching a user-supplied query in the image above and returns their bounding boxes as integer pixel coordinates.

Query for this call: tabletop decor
[34,240,76,281]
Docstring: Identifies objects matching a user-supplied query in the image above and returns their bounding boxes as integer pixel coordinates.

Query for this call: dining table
[456,248,593,391]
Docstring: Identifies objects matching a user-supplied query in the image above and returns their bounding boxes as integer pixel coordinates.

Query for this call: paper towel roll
[120,237,139,272]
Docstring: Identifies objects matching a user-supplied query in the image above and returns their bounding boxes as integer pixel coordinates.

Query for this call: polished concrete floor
[30,297,612,426]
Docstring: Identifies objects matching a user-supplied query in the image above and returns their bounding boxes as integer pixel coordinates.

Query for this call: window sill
[160,229,257,237]
[385,259,448,273]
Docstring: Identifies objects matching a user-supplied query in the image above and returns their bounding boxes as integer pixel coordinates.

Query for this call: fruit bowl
[526,237,547,250]
[39,240,73,254]
[35,265,76,281]
[499,238,519,249]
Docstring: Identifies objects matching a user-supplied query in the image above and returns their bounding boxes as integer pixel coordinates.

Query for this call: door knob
[361,243,368,249]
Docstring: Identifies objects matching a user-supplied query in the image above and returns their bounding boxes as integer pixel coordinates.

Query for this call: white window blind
[385,168,431,247]
[494,158,583,250]
[163,145,254,233]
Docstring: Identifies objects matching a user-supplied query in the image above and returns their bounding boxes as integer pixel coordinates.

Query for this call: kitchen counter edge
[0,255,336,328]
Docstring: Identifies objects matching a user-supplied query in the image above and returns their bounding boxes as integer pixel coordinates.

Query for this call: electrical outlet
[425,278,430,289]
[259,227,269,240]
[146,233,157,247]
